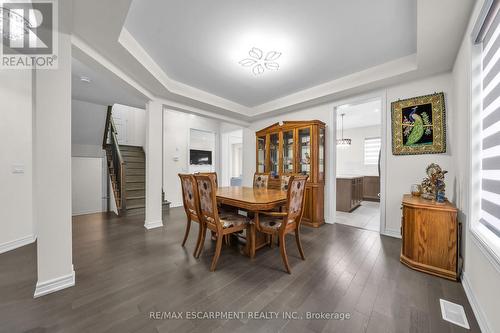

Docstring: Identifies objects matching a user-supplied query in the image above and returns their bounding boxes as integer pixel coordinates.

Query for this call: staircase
[103,106,146,215]
[121,145,146,214]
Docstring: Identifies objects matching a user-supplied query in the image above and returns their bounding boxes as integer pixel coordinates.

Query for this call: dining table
[216,186,287,258]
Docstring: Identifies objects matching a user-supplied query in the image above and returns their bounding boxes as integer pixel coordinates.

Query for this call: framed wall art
[391,92,446,155]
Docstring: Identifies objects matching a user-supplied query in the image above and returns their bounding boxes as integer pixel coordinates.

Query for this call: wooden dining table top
[216,186,287,211]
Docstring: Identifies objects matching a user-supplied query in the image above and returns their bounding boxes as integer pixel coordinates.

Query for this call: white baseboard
[169,202,183,208]
[381,228,402,239]
[462,272,492,333]
[144,219,164,230]
[34,268,75,298]
[0,234,36,254]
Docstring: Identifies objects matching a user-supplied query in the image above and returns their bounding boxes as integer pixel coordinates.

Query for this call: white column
[33,1,74,297]
[144,100,164,229]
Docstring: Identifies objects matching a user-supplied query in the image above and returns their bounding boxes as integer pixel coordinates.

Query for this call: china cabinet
[255,120,326,227]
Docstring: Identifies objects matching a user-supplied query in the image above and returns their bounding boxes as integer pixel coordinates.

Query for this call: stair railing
[103,106,126,212]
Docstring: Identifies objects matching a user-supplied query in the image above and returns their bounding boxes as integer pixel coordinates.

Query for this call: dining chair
[195,172,218,187]
[253,175,308,273]
[253,172,269,189]
[194,173,250,271]
[178,174,204,257]
[280,174,296,191]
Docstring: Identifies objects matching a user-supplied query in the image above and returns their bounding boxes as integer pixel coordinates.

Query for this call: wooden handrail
[102,105,112,149]
[103,105,127,213]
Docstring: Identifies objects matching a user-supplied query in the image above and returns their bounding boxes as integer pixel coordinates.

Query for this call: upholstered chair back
[280,175,293,191]
[178,174,200,218]
[285,175,308,224]
[195,172,218,187]
[253,173,269,189]
[194,173,221,229]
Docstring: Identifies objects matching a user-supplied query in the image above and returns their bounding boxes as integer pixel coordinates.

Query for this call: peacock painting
[391,92,446,155]
[402,104,433,146]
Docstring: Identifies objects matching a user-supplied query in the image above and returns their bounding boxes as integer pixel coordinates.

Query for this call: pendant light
[337,113,352,147]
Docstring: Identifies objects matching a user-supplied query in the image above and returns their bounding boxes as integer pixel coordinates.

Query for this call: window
[364,137,381,165]
[472,1,500,261]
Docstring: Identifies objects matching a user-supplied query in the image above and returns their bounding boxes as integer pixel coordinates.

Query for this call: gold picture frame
[391,92,446,155]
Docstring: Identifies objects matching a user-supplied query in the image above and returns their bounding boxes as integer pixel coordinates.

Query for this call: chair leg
[279,233,292,274]
[195,224,207,259]
[193,222,203,257]
[269,234,275,248]
[295,229,305,260]
[182,218,191,247]
[210,234,224,272]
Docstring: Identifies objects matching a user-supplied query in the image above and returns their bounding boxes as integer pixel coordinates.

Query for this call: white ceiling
[124,0,416,107]
[72,48,149,109]
[72,0,475,122]
[337,100,382,129]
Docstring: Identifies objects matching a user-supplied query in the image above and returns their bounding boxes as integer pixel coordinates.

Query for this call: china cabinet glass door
[298,127,311,177]
[319,127,325,181]
[269,132,279,176]
[282,130,294,173]
[257,136,266,173]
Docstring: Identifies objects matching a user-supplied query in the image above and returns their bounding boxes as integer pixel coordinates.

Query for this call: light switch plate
[12,164,25,174]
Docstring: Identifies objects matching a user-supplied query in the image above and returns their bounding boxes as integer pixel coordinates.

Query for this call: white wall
[71,157,104,216]
[243,72,454,234]
[0,70,35,253]
[453,1,500,332]
[163,110,221,207]
[337,125,381,176]
[72,99,107,157]
[112,103,146,148]
[384,73,454,235]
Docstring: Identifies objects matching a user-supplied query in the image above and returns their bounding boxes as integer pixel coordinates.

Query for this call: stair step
[126,202,145,210]
[126,197,145,206]
[127,189,145,197]
[121,150,145,157]
[119,145,143,151]
[126,162,145,169]
[123,156,145,163]
[126,207,145,216]
[127,175,145,183]
[126,183,145,190]
[126,168,145,176]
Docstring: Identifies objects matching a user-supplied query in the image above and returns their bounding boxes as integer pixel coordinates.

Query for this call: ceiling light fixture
[239,47,281,75]
[80,76,91,83]
[337,113,352,147]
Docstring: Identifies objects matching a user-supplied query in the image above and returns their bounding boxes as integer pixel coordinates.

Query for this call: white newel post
[33,0,74,297]
[144,100,164,229]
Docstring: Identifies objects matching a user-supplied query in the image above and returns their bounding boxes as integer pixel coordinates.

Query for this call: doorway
[334,98,383,232]
[220,128,243,187]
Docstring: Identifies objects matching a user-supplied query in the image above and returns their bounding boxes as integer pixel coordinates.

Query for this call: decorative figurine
[420,163,447,202]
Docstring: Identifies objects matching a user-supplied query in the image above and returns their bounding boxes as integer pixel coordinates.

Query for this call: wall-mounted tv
[190,149,212,165]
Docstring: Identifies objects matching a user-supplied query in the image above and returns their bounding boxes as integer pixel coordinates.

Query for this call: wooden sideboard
[336,176,363,212]
[256,120,326,227]
[400,194,460,280]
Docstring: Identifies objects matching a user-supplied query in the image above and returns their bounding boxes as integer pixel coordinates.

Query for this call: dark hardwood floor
[0,208,480,333]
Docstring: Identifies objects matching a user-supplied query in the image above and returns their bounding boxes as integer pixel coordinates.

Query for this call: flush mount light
[80,76,91,83]
[239,47,281,75]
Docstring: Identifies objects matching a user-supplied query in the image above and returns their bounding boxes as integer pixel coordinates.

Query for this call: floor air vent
[440,299,470,329]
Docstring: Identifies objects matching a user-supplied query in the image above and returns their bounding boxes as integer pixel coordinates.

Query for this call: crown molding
[118,28,251,116]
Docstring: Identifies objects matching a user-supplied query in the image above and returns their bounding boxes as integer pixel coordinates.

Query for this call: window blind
[364,137,381,165]
[480,4,500,237]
